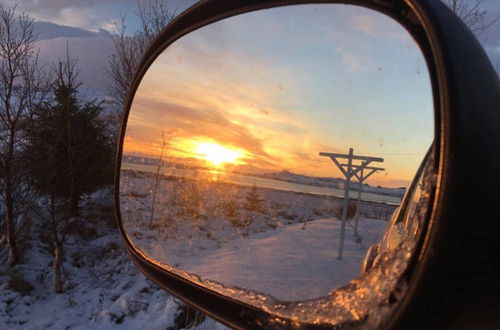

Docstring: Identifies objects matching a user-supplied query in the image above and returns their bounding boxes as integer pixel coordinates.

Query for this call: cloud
[125,62,347,177]
[3,0,195,32]
[15,0,134,11]
[9,0,436,187]
[3,1,118,31]
[9,0,194,11]
[120,7,430,184]
[129,97,271,158]
[34,21,107,40]
[36,31,112,91]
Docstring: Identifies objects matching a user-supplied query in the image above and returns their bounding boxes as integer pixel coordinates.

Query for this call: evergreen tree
[23,54,113,293]
[23,56,114,217]
[245,185,264,212]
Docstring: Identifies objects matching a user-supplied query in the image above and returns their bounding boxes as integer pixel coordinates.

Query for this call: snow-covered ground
[0,189,229,330]
[176,218,386,301]
[0,168,395,329]
[121,169,393,303]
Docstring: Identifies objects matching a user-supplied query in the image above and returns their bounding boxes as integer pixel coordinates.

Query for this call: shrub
[172,182,204,218]
[245,185,264,212]
[222,199,238,218]
[333,202,357,219]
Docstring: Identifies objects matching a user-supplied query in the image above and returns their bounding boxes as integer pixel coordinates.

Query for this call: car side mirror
[115,0,500,328]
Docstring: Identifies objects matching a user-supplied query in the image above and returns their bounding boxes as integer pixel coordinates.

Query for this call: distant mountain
[122,155,200,170]
[122,155,405,197]
[260,170,344,189]
[260,170,405,197]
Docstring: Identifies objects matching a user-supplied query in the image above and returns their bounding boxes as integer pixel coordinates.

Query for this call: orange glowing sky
[123,4,433,188]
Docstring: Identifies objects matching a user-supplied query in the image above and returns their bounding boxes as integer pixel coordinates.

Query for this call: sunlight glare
[194,142,243,167]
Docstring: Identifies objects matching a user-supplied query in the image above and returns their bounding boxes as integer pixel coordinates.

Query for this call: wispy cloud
[126,38,366,178]
[3,0,195,32]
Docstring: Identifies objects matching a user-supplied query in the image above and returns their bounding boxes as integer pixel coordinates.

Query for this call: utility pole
[319,148,384,260]
[352,164,385,237]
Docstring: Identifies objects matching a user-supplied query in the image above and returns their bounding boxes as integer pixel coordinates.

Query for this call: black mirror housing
[115,0,500,328]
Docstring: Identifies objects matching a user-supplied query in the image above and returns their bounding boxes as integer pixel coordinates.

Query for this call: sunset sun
[194,142,243,167]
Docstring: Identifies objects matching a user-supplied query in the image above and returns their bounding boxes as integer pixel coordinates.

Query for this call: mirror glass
[119,3,433,308]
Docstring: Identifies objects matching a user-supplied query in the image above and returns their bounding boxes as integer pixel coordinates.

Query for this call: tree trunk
[54,240,63,293]
[50,195,64,293]
[4,165,19,265]
[70,193,79,217]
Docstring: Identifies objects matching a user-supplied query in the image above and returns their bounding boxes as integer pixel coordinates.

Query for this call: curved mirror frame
[111,0,476,328]
[119,2,434,305]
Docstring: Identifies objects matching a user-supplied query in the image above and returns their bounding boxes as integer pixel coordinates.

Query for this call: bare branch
[0,3,46,265]
[445,0,499,36]
[106,0,175,144]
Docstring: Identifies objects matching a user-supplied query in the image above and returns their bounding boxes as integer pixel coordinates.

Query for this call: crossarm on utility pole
[351,161,371,177]
[319,152,384,163]
[352,166,385,182]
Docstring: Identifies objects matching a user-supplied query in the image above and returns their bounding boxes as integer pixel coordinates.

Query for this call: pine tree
[23,54,113,293]
[245,185,264,212]
[24,56,114,217]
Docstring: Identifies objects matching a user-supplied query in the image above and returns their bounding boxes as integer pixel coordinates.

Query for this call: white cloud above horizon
[3,0,195,32]
[36,32,112,91]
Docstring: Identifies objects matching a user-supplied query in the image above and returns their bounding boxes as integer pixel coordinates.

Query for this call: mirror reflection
[119,4,433,303]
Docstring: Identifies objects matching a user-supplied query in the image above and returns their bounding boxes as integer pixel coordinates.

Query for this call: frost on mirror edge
[118,3,434,325]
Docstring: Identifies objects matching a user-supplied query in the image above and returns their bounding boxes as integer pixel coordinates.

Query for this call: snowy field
[0,189,229,330]
[0,169,395,329]
[174,218,387,301]
[120,169,394,303]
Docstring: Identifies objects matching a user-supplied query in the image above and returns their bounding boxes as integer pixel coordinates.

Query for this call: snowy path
[179,218,387,301]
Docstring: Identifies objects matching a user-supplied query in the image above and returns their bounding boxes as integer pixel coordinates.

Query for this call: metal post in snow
[319,148,384,260]
[338,148,353,260]
[354,167,363,236]
[352,166,384,238]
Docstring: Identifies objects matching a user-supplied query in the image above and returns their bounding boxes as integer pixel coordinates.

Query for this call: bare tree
[445,0,499,76]
[445,0,499,36]
[106,0,175,144]
[0,4,47,265]
[149,129,170,228]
